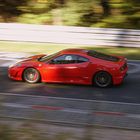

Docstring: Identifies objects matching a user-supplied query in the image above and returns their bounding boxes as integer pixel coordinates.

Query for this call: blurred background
[0,1,140,140]
[0,0,139,29]
[0,0,140,59]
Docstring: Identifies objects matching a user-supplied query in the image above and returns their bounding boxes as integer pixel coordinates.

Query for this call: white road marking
[2,103,30,109]
[2,102,140,119]
[0,92,140,106]
[2,102,90,114]
[63,108,89,114]
[127,114,140,119]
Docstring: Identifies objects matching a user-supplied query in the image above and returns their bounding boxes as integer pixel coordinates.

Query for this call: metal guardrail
[0,23,140,47]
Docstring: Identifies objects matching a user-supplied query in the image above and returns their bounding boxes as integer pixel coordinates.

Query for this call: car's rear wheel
[23,68,40,83]
[94,71,112,88]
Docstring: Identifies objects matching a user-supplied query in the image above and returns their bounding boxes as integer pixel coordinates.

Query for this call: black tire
[23,68,40,83]
[94,71,112,88]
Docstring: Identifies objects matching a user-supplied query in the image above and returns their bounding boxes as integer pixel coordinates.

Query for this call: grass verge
[0,41,140,60]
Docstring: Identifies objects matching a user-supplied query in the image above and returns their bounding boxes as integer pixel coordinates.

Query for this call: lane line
[32,105,64,111]
[127,114,140,119]
[93,111,125,116]
[63,108,89,114]
[2,103,30,109]
[0,102,124,115]
[2,102,140,119]
[0,92,140,106]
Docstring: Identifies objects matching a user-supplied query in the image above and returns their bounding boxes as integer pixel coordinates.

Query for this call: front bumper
[8,67,23,81]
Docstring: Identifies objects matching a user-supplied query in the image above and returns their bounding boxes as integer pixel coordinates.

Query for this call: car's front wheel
[23,68,40,83]
[94,71,112,88]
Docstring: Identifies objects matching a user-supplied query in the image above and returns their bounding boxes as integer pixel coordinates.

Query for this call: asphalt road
[0,60,140,104]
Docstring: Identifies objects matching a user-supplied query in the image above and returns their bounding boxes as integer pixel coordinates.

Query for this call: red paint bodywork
[8,49,128,86]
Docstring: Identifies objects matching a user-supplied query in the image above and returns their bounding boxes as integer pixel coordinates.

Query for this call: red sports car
[8,49,128,87]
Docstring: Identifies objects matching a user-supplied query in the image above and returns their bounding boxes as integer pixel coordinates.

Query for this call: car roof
[59,48,88,55]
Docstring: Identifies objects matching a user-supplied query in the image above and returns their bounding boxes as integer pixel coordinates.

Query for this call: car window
[50,55,76,64]
[77,56,89,63]
[50,54,89,64]
[87,50,119,62]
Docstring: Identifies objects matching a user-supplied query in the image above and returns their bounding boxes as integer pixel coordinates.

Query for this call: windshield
[38,53,59,62]
[87,50,120,62]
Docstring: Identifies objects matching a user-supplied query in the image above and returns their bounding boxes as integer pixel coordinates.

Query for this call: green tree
[0,0,139,29]
[0,0,26,22]
[100,0,111,16]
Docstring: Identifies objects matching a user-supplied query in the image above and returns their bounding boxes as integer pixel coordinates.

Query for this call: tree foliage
[0,0,26,22]
[0,0,139,29]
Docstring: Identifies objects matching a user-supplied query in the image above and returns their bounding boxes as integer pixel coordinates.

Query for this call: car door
[43,55,75,82]
[69,55,91,84]
[44,54,90,84]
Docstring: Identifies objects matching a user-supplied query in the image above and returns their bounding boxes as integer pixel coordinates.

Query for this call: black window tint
[50,54,89,64]
[77,56,88,63]
[51,55,66,64]
[88,50,119,62]
[51,55,77,64]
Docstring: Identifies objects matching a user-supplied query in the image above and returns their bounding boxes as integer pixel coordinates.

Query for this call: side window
[50,55,77,64]
[77,56,89,63]
[50,54,89,64]
[50,55,66,64]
